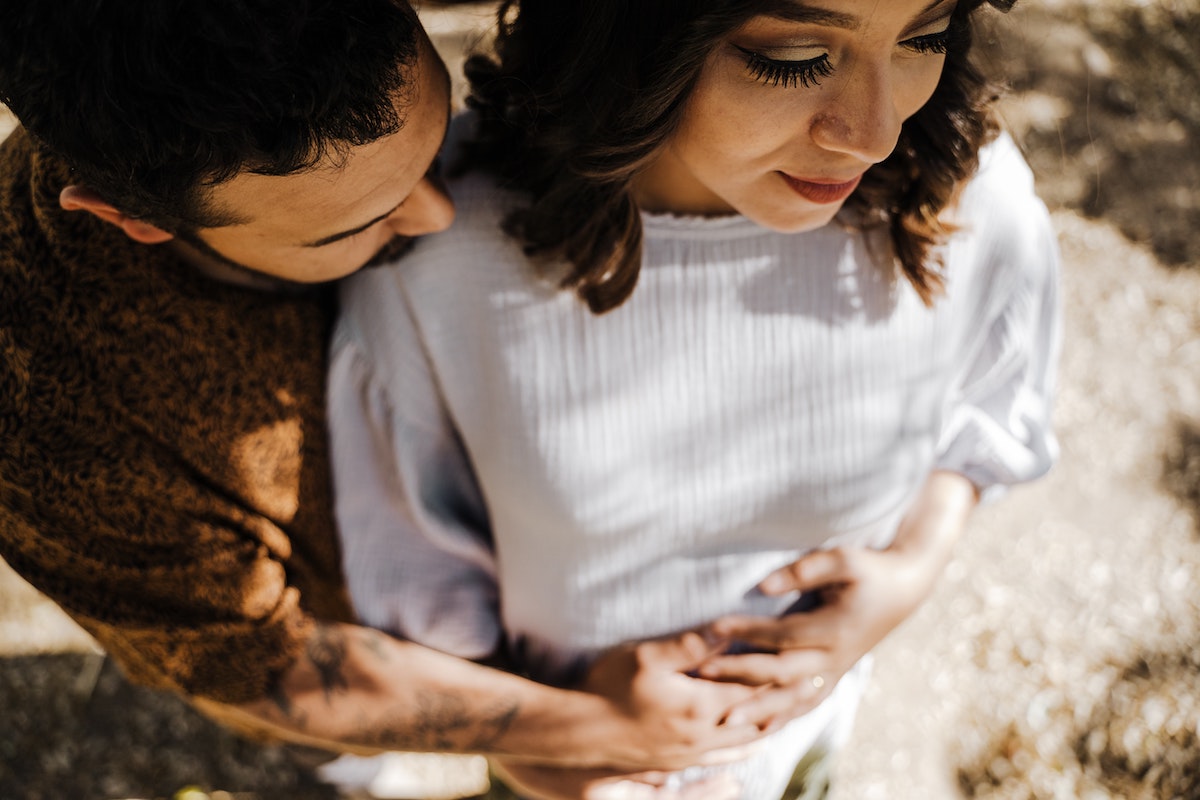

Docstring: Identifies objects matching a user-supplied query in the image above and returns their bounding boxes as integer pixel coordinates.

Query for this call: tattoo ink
[468,702,519,751]
[359,692,521,753]
[358,628,392,662]
[308,624,350,701]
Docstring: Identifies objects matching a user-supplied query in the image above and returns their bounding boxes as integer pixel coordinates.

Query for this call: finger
[676,773,743,800]
[725,679,832,729]
[697,650,827,685]
[642,630,731,673]
[691,742,766,766]
[759,548,852,595]
[707,609,836,651]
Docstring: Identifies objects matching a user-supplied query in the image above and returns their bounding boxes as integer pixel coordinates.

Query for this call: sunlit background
[2,1,1198,798]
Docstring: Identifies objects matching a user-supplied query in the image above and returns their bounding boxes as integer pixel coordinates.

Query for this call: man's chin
[360,236,416,271]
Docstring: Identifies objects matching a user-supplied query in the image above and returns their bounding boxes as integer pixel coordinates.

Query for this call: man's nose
[388,175,455,237]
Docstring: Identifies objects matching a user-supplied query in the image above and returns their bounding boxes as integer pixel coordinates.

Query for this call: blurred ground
[2,1,1199,798]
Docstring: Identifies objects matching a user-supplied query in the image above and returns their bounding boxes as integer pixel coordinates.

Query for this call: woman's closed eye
[736,24,956,90]
[735,45,833,89]
[900,27,955,56]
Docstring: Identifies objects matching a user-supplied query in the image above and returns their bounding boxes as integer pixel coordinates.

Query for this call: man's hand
[695,470,978,728]
[575,631,778,769]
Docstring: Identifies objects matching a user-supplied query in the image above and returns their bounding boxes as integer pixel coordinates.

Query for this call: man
[0,0,779,789]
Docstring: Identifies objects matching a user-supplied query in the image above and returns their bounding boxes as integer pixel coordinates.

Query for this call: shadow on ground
[957,648,1200,799]
[0,653,339,800]
[978,3,1200,269]
[1162,415,1200,534]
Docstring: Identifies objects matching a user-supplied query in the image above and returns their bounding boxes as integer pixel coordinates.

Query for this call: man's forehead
[202,34,450,242]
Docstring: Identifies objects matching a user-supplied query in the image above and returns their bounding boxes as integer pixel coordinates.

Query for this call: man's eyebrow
[303,201,403,248]
[304,83,453,249]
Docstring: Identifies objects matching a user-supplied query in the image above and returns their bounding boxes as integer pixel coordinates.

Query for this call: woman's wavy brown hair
[463,0,1017,314]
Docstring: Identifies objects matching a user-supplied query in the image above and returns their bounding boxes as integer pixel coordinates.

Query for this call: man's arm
[194,619,773,771]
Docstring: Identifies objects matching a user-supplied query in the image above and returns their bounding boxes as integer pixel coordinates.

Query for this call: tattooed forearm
[241,623,526,756]
[469,702,519,751]
[358,627,393,663]
[308,623,350,700]
[359,691,522,753]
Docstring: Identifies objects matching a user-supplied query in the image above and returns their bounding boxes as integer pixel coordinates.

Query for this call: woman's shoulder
[945,131,1059,307]
[960,132,1040,211]
[952,132,1056,264]
[956,132,1047,226]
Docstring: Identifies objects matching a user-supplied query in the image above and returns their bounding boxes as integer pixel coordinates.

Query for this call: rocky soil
[2,1,1199,798]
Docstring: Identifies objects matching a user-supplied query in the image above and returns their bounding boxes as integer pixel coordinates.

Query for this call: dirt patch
[979,1,1200,268]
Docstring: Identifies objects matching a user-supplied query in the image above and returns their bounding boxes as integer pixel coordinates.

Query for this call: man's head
[0,0,453,283]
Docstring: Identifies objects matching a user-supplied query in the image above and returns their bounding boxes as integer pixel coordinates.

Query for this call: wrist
[500,686,631,768]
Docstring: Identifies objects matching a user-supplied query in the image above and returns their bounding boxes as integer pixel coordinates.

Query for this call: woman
[330,0,1058,797]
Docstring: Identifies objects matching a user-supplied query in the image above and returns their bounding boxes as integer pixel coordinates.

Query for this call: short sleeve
[329,272,500,660]
[935,143,1062,500]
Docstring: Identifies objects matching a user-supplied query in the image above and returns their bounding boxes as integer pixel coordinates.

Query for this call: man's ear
[59,185,175,244]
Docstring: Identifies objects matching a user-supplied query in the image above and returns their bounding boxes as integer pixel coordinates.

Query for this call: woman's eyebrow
[764,0,954,30]
[764,1,860,29]
[910,0,958,26]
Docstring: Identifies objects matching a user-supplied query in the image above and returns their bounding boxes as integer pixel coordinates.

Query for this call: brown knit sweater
[0,128,355,704]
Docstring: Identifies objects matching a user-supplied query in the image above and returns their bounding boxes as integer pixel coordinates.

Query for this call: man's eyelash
[735,46,834,89]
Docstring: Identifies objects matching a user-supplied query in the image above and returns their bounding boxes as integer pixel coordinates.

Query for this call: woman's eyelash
[735,45,834,89]
[736,27,956,89]
[902,29,953,55]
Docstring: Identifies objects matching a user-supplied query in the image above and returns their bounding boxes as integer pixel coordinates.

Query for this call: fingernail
[759,574,788,594]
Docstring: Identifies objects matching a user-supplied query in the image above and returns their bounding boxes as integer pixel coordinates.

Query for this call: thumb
[759,548,851,596]
[642,630,727,672]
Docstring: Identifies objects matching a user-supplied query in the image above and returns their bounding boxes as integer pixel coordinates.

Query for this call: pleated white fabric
[329,131,1060,799]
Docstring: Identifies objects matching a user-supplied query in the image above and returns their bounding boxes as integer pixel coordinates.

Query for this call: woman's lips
[779,172,863,204]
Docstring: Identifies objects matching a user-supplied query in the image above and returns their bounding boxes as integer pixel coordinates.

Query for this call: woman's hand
[492,760,742,800]
[695,471,978,728]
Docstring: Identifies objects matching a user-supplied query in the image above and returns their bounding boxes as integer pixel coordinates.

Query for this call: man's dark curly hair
[464,0,1017,314]
[0,0,421,231]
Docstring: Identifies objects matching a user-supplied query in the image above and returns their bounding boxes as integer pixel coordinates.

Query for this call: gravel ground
[2,2,1198,798]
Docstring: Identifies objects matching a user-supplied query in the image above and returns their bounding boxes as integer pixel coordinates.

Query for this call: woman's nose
[810,61,903,164]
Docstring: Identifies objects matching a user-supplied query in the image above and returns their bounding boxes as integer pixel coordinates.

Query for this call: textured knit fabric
[0,128,354,704]
[330,131,1060,796]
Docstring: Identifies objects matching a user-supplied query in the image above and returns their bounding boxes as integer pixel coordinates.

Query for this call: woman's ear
[59,185,175,244]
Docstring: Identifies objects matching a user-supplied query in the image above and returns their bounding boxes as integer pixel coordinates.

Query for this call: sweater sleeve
[329,273,500,660]
[0,129,354,704]
[935,142,1062,499]
[0,385,319,704]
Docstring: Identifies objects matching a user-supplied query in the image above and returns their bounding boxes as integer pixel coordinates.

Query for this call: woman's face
[633,0,957,232]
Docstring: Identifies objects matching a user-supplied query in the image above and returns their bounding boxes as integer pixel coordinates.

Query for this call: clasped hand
[496,540,945,799]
